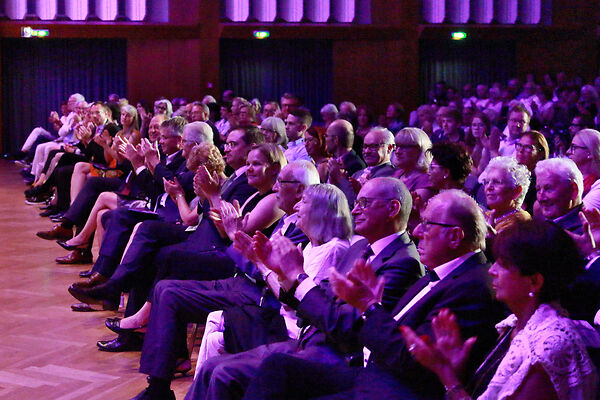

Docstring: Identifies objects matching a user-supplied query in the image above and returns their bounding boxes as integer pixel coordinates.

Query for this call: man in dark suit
[335,127,396,207]
[325,119,366,180]
[185,177,424,400]
[240,189,500,400]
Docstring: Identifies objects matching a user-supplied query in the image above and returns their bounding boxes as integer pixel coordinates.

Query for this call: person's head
[305,128,330,161]
[428,142,473,189]
[285,109,312,142]
[224,126,265,169]
[108,93,120,102]
[470,112,491,139]
[325,119,354,154]
[393,127,433,172]
[416,105,435,126]
[246,143,287,192]
[280,92,302,118]
[535,158,583,220]
[182,121,213,158]
[68,93,85,112]
[222,90,235,102]
[190,102,209,122]
[159,116,186,155]
[567,129,600,176]
[262,101,280,119]
[569,115,593,138]
[386,102,405,122]
[260,117,287,148]
[515,131,549,171]
[362,127,394,167]
[440,108,462,136]
[476,84,488,99]
[148,114,168,142]
[89,102,110,126]
[352,178,412,243]
[507,105,531,140]
[274,160,320,214]
[202,95,217,105]
[154,99,173,117]
[491,220,582,307]
[187,142,226,176]
[339,101,357,117]
[294,183,352,244]
[74,101,88,117]
[356,105,374,130]
[238,103,257,125]
[479,156,531,212]
[413,190,487,268]
[120,104,140,131]
[320,104,339,127]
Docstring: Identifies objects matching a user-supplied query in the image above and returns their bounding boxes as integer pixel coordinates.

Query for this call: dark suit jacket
[293,233,423,355]
[553,203,584,234]
[131,150,186,204]
[358,252,500,399]
[340,149,366,177]
[340,162,397,206]
[76,121,119,164]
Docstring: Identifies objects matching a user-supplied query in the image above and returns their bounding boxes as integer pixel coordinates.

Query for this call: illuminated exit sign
[22,27,50,38]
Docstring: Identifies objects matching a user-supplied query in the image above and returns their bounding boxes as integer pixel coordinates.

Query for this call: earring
[528,291,535,298]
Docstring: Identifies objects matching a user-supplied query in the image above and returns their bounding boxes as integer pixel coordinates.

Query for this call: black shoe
[57,239,88,251]
[68,282,120,309]
[105,317,146,334]
[128,386,175,400]
[51,215,67,223]
[97,334,143,353]
[79,269,92,278]
[39,208,58,217]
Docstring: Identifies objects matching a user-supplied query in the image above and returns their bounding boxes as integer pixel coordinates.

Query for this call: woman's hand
[220,200,245,240]
[164,177,185,201]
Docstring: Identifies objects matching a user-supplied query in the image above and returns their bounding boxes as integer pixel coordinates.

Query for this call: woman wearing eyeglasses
[515,131,549,212]
[567,129,600,210]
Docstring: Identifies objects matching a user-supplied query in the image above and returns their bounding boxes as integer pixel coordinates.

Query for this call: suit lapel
[369,233,411,274]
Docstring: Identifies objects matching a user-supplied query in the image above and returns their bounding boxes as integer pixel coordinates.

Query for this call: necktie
[427,269,440,282]
[221,172,237,194]
[362,245,374,261]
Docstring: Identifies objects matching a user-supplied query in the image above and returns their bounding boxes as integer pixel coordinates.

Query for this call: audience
[17,77,600,400]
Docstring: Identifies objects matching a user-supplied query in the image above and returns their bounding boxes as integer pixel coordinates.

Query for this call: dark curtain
[220,39,333,120]
[419,39,516,103]
[2,38,126,153]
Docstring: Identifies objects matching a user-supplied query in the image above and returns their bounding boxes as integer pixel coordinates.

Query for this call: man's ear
[447,226,465,249]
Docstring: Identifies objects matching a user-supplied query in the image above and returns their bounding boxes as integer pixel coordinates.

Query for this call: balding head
[326,119,354,155]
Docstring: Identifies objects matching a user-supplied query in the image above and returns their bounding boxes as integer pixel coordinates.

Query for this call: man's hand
[330,259,385,314]
[569,208,600,257]
[233,231,259,264]
[119,141,144,169]
[141,138,160,171]
[327,158,346,184]
[76,124,93,145]
[253,232,305,289]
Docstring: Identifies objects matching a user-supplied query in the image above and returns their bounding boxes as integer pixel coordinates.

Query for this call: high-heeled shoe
[105,317,146,334]
[57,239,89,251]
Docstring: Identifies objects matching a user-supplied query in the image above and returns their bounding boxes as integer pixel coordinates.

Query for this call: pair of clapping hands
[118,137,160,169]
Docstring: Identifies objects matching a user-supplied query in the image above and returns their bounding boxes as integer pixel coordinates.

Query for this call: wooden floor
[0,160,194,399]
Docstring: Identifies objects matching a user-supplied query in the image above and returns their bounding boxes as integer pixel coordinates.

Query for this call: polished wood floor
[0,160,194,399]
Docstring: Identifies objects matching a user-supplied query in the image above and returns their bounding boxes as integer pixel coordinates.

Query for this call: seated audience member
[567,129,600,209]
[384,102,406,133]
[515,130,549,211]
[534,157,584,233]
[279,92,302,120]
[392,127,433,194]
[216,101,232,139]
[468,111,499,175]
[401,220,598,400]
[304,127,331,182]
[499,104,530,157]
[184,178,424,400]
[325,119,366,184]
[283,108,312,162]
[335,127,396,206]
[241,189,499,400]
[259,117,287,150]
[478,157,531,238]
[355,105,374,141]
[261,101,279,121]
[431,108,465,144]
[320,103,339,128]
[569,114,595,138]
[428,142,473,192]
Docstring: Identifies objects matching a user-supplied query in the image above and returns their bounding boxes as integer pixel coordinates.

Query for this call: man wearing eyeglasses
[499,104,530,157]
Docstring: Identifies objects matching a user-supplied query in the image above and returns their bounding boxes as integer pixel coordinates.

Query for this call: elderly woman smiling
[478,156,531,234]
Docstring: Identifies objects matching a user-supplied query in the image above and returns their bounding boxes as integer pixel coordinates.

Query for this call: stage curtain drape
[2,38,126,153]
[220,39,333,119]
[419,39,516,103]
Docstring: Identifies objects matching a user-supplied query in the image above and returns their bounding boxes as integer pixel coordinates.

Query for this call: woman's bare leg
[65,192,118,246]
[119,301,151,329]
[70,162,91,204]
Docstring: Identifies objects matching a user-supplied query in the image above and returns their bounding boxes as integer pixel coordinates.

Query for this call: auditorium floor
[0,161,194,399]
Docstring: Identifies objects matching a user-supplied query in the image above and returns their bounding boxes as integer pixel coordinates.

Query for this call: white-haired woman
[392,127,433,194]
[479,156,531,234]
[568,128,600,210]
[260,117,288,150]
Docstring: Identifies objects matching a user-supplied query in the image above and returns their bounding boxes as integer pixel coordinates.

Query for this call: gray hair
[286,160,320,187]
[366,127,395,145]
[70,93,85,103]
[184,121,213,144]
[340,101,357,114]
[574,129,600,176]
[302,184,353,243]
[366,177,412,227]
[535,158,584,202]
[202,95,217,104]
[260,117,288,147]
[155,99,173,117]
[395,127,433,171]
[320,103,339,117]
[431,189,487,251]
[479,156,531,208]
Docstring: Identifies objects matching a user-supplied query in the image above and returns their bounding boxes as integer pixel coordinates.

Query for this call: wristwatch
[287,272,310,296]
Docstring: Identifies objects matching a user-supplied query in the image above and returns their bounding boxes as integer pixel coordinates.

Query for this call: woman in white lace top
[401,219,598,400]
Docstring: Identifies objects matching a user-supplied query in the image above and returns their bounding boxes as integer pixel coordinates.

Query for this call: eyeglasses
[354,197,396,209]
[277,178,300,185]
[363,143,390,151]
[482,179,510,187]
[420,219,460,230]
[569,143,588,151]
[508,118,527,125]
[395,144,419,152]
[515,143,538,153]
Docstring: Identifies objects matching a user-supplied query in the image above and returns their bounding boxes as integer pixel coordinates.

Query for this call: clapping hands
[330,259,385,314]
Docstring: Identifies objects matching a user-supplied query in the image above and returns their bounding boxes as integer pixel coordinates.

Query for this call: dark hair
[509,104,531,120]
[430,142,473,184]
[440,108,462,123]
[471,112,491,135]
[493,219,583,303]
[289,108,313,129]
[306,127,331,159]
[522,130,549,160]
[237,125,265,146]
